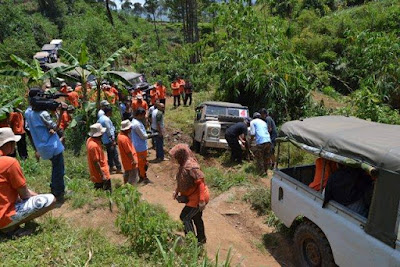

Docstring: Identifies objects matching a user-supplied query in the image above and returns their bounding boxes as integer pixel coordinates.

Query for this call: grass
[203,166,248,192]
[0,217,140,266]
[243,186,271,216]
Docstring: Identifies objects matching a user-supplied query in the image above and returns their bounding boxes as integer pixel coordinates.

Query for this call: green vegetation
[243,187,271,216]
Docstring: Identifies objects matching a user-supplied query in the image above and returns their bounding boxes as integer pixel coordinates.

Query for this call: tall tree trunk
[152,13,161,48]
[105,0,114,26]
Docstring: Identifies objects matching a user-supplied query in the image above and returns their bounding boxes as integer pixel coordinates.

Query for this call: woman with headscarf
[169,144,209,244]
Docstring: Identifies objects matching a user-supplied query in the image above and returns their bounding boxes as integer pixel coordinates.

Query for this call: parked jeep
[41,44,58,63]
[192,101,249,154]
[33,52,50,67]
[271,116,400,266]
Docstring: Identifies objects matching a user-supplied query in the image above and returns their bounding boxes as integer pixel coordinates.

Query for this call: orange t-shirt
[131,89,143,98]
[104,90,117,104]
[171,82,180,96]
[117,132,138,171]
[60,86,68,94]
[132,99,148,111]
[68,91,79,107]
[86,137,110,183]
[177,79,185,94]
[309,158,338,191]
[0,155,27,228]
[181,179,210,208]
[9,112,25,134]
[110,87,119,100]
[149,89,159,105]
[154,84,166,99]
[58,111,71,130]
[75,85,82,98]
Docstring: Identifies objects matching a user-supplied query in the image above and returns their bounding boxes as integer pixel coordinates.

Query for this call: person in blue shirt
[250,112,271,174]
[24,92,65,201]
[98,107,122,174]
[260,108,277,168]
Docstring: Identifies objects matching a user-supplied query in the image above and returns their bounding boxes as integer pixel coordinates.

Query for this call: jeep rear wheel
[294,222,335,267]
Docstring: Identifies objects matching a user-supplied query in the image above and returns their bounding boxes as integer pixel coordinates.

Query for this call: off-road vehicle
[192,101,249,154]
[271,116,400,266]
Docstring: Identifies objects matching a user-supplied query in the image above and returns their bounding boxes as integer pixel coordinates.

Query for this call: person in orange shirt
[9,106,28,160]
[149,86,160,106]
[67,87,80,108]
[59,82,68,94]
[110,84,119,102]
[309,158,338,191]
[171,79,181,107]
[170,144,209,244]
[0,128,56,236]
[154,81,166,105]
[58,106,74,131]
[131,88,143,98]
[117,120,139,185]
[132,94,149,113]
[177,76,186,103]
[74,82,83,98]
[102,85,116,104]
[86,123,111,190]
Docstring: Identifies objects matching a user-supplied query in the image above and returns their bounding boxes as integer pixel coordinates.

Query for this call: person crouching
[86,123,111,190]
[117,120,139,185]
[0,128,56,236]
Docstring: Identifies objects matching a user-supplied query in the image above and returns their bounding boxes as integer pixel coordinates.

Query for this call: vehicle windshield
[205,106,248,117]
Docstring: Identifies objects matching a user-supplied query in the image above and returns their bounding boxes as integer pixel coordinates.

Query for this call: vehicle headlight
[208,127,220,137]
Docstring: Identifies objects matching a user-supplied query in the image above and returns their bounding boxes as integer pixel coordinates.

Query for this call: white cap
[121,120,132,131]
[88,123,106,137]
[136,94,143,100]
[0,128,21,147]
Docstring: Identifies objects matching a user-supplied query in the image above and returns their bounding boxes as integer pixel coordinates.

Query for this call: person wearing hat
[250,112,271,174]
[0,128,56,236]
[67,87,79,108]
[225,118,251,164]
[60,82,68,94]
[25,92,65,200]
[171,79,181,107]
[117,120,139,185]
[86,123,111,190]
[131,94,148,115]
[97,100,110,119]
[154,81,166,105]
[98,106,122,174]
[131,107,154,184]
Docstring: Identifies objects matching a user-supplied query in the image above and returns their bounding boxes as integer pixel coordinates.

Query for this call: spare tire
[218,115,244,123]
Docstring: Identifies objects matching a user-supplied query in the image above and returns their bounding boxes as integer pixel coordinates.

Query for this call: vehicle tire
[293,221,336,267]
[192,137,200,153]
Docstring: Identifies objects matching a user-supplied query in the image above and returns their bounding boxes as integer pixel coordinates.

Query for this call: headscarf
[169,144,204,192]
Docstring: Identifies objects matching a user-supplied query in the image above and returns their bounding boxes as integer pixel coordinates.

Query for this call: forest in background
[0,0,399,124]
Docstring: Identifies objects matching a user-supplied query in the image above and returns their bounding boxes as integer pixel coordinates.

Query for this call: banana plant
[56,43,129,109]
[0,55,59,86]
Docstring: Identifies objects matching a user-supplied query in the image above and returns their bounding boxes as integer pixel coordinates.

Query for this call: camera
[29,88,68,111]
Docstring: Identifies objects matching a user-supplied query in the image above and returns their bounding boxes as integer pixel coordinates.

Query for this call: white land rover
[192,101,249,154]
[272,116,400,267]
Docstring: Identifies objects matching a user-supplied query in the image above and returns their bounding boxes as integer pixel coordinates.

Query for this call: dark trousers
[226,135,242,163]
[16,133,28,159]
[154,134,164,160]
[184,93,192,106]
[180,206,206,243]
[173,95,180,107]
[50,152,65,197]
[105,143,121,170]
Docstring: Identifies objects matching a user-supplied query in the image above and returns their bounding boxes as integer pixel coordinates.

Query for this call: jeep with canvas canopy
[192,101,249,154]
[41,44,58,63]
[50,39,63,49]
[33,52,50,66]
[271,116,400,266]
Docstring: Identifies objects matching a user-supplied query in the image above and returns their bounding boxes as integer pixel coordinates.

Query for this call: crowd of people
[0,76,208,243]
[224,108,277,174]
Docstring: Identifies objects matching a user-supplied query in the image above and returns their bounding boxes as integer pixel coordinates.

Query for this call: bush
[243,187,271,216]
[113,186,180,258]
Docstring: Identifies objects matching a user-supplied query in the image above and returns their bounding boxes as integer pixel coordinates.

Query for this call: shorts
[2,194,55,229]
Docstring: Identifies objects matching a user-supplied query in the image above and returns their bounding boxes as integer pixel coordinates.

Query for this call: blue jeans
[50,152,65,197]
[154,135,164,160]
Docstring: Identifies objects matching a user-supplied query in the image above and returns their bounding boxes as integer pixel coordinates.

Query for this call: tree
[105,0,115,26]
[121,0,133,11]
[133,2,145,16]
[144,0,161,48]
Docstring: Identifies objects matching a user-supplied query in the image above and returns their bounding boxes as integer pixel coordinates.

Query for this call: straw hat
[121,120,132,131]
[0,128,21,147]
[88,123,106,137]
